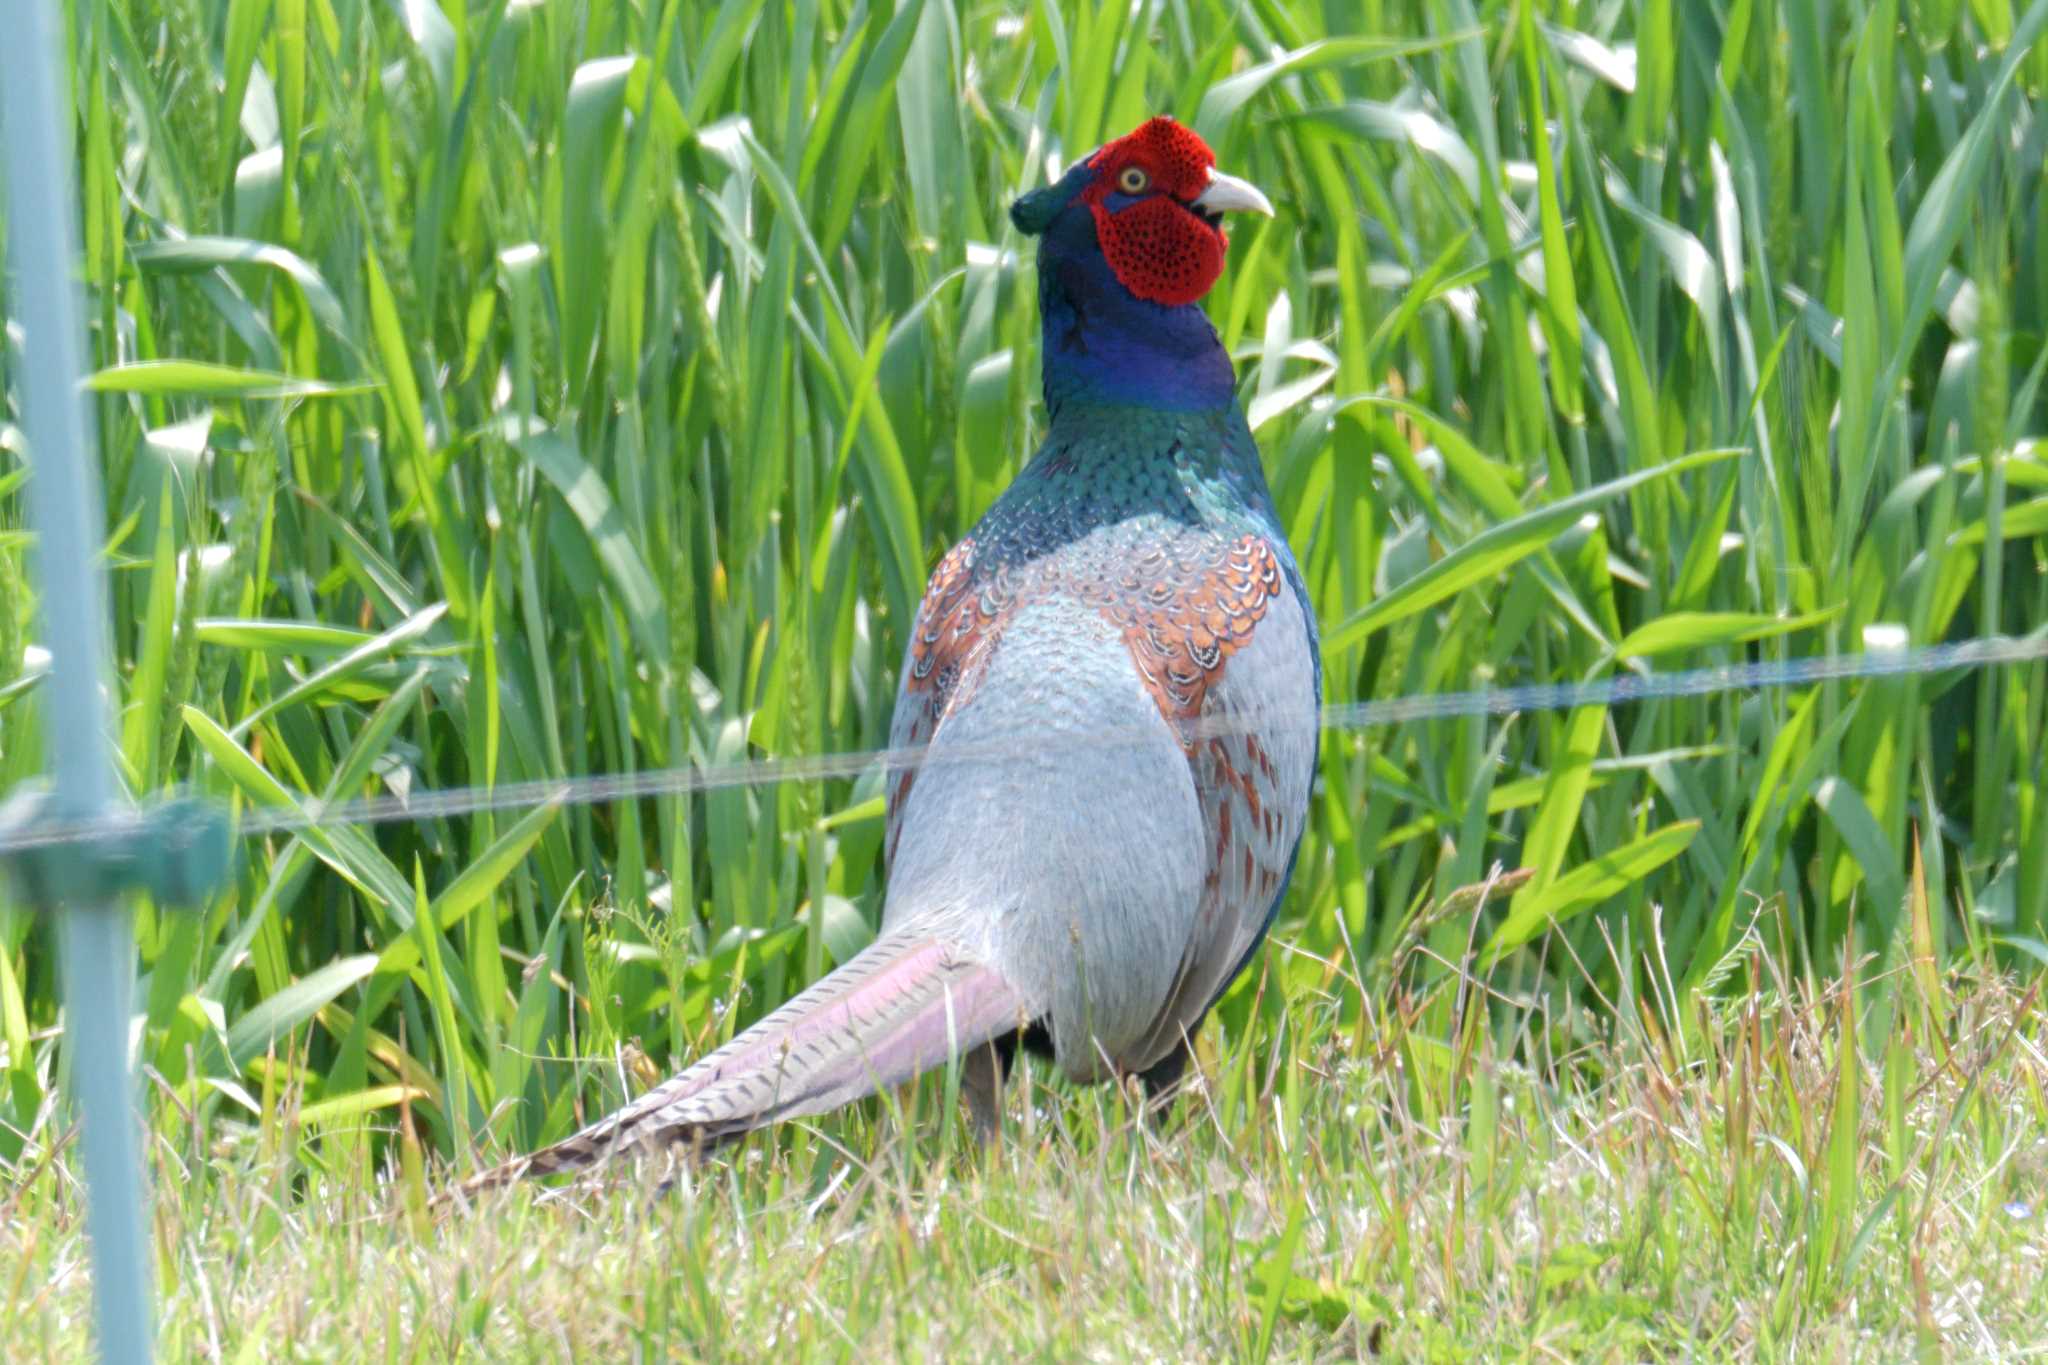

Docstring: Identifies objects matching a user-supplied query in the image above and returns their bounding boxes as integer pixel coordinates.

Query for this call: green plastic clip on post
[0,789,233,912]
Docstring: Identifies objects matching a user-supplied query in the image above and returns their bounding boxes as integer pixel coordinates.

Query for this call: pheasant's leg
[961,1042,1007,1145]
[1136,1032,1195,1121]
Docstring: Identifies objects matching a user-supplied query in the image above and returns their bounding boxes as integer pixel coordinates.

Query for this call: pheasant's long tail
[441,929,1030,1201]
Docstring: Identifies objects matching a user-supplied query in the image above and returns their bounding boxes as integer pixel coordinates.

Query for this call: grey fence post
[0,0,157,1359]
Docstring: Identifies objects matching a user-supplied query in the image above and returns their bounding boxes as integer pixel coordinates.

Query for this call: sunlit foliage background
[0,1,2043,1312]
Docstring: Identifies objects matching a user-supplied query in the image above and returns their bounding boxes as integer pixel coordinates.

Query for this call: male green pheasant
[458,116,1319,1193]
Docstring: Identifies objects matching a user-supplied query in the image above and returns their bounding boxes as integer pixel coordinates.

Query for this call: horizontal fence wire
[0,633,2042,861]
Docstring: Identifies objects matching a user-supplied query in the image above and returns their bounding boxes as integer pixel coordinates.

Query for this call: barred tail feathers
[445,930,1029,1199]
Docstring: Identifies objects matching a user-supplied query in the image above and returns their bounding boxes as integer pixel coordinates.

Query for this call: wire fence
[250,630,2048,836]
[0,631,2039,861]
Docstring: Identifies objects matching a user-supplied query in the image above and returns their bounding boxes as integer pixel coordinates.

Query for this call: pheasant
[454,116,1320,1196]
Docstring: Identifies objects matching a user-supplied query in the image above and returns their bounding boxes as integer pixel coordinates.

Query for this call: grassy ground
[6,943,2047,1359]
[3,0,2048,1356]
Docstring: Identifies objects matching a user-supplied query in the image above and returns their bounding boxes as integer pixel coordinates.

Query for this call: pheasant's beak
[1190,167,1275,219]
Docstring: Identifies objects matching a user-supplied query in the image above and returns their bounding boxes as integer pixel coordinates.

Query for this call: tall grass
[0,0,2043,1201]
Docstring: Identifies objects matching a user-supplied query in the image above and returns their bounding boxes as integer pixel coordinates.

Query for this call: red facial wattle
[1083,117,1233,307]
[1090,195,1228,307]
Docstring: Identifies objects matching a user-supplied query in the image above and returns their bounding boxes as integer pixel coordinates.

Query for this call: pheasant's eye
[1117,166,1150,195]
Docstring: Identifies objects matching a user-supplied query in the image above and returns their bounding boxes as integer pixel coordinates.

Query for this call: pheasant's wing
[1130,538,1319,1068]
[885,537,999,874]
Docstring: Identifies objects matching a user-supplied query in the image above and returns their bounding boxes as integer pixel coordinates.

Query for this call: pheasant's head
[1011,116,1273,308]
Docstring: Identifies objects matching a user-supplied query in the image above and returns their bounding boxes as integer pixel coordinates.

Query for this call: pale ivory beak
[1191,167,1275,218]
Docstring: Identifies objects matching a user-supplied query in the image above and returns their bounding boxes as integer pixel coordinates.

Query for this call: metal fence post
[0,0,157,1359]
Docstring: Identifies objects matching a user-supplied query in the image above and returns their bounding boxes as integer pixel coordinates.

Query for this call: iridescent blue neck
[1035,220,1237,420]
